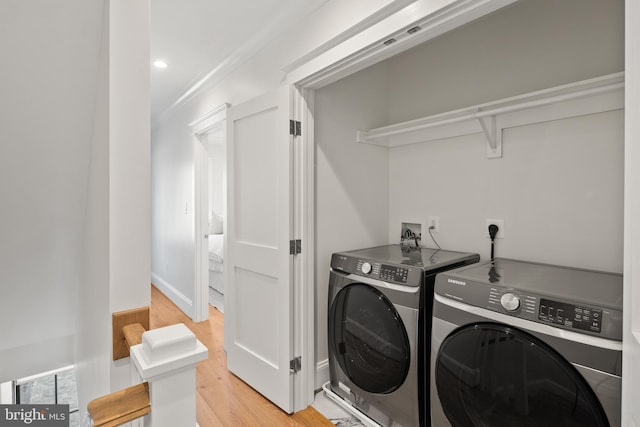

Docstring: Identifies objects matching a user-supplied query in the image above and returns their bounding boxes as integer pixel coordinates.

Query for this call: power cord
[488,224,499,260]
[428,225,441,250]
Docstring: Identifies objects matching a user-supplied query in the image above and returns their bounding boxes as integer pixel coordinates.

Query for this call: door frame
[190,103,229,323]
[288,0,521,392]
[293,86,316,408]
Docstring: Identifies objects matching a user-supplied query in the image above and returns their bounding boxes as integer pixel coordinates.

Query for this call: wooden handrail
[123,323,146,349]
[112,307,150,360]
[87,382,150,427]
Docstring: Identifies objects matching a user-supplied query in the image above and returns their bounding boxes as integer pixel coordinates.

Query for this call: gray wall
[314,0,624,386]
[315,61,391,382]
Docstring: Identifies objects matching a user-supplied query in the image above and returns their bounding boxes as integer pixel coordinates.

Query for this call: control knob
[500,293,521,311]
[361,262,372,275]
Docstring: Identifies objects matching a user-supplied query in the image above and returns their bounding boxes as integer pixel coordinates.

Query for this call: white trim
[151,272,194,318]
[192,139,209,323]
[282,0,416,74]
[291,86,316,411]
[189,103,230,135]
[299,87,317,403]
[287,0,518,89]
[15,365,74,386]
[434,294,623,351]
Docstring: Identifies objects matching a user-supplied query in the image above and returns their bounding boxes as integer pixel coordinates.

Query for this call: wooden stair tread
[87,382,150,427]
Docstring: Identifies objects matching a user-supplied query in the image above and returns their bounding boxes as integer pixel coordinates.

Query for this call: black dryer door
[435,322,609,427]
[329,283,410,394]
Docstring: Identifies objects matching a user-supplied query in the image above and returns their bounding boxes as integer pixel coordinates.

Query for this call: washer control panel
[434,259,623,341]
[436,278,621,340]
[538,298,602,333]
[488,289,603,334]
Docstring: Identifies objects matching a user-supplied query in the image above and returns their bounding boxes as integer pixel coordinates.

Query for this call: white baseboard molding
[151,272,194,318]
[315,358,330,391]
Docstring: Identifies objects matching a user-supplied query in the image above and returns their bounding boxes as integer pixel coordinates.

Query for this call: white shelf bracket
[477,114,502,159]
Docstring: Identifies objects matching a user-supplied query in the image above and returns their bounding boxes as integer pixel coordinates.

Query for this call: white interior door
[225,86,294,412]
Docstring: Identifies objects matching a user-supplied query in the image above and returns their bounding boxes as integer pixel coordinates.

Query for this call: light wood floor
[150,285,333,427]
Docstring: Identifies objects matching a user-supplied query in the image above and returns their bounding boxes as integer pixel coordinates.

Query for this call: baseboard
[151,272,194,318]
[315,358,330,390]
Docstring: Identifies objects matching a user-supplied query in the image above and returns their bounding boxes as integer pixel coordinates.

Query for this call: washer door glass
[435,322,609,427]
[329,283,410,394]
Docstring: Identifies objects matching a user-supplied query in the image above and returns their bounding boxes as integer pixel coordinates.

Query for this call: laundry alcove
[311,0,624,388]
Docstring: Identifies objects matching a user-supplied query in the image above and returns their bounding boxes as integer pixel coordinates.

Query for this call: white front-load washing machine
[431,258,623,427]
[328,244,479,426]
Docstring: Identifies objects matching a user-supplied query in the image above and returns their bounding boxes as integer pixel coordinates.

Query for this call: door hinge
[289,356,301,374]
[289,120,301,136]
[289,239,302,255]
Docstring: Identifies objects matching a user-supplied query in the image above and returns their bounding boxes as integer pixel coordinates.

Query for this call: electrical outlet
[485,219,504,238]
[428,216,440,232]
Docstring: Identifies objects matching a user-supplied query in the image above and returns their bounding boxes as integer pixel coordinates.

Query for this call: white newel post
[130,323,208,427]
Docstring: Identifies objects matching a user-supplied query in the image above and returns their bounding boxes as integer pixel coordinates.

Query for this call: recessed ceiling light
[153,60,168,69]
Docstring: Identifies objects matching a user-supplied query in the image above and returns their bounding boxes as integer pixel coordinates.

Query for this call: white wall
[150,0,409,317]
[151,104,197,316]
[314,63,391,379]
[0,0,103,383]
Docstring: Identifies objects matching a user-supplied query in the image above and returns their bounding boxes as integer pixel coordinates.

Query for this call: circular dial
[500,293,521,311]
[361,262,372,275]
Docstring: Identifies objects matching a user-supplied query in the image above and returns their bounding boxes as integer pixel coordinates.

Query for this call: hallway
[149,286,333,426]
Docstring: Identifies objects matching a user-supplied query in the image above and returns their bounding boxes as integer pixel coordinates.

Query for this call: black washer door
[329,283,410,394]
[435,322,609,427]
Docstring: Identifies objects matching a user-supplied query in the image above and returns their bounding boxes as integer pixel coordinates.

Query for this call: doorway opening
[192,104,228,323]
[205,128,226,313]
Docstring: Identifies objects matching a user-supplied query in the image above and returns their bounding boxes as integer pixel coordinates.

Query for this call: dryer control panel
[434,259,623,341]
[380,264,409,283]
[331,254,423,287]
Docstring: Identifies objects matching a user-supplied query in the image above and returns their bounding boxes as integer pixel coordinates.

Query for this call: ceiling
[150,0,329,119]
